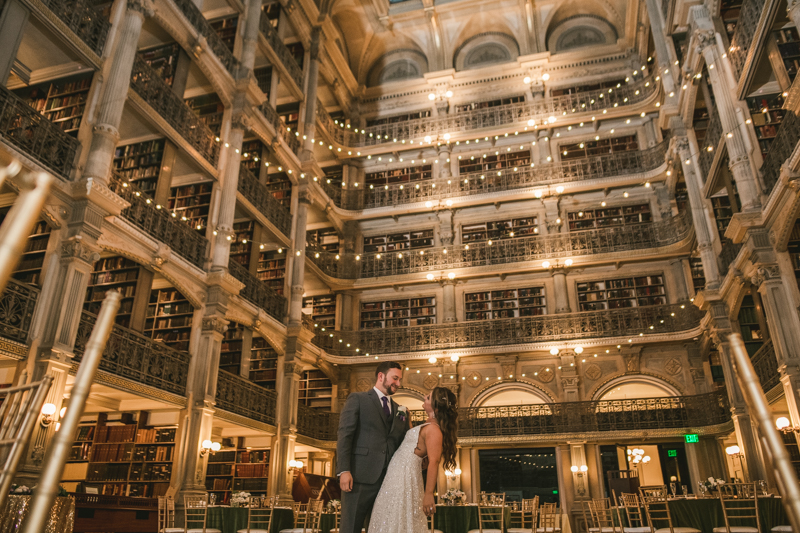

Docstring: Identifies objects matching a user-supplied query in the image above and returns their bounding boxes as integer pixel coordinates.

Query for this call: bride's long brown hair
[432,387,458,472]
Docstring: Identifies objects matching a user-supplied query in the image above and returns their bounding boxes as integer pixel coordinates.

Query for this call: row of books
[207,464,234,476]
[128,482,169,498]
[208,478,232,490]
[235,463,267,477]
[90,444,133,462]
[91,269,139,285]
[15,257,45,272]
[87,463,130,481]
[149,317,192,329]
[132,446,173,462]
[238,450,269,463]
[95,425,137,443]
[23,238,49,253]
[114,140,165,159]
[49,106,84,122]
[115,154,163,169]
[130,463,171,481]
[147,302,192,315]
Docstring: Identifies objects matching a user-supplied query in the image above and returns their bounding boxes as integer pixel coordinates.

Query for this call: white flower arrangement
[703,477,726,489]
[441,489,466,504]
[231,491,251,507]
[327,499,341,512]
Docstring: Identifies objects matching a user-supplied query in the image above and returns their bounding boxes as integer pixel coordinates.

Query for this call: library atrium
[1,0,800,527]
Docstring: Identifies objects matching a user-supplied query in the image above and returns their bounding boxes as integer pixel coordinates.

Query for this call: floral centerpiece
[702,477,725,489]
[231,491,251,507]
[9,485,32,495]
[326,499,341,513]
[441,489,466,506]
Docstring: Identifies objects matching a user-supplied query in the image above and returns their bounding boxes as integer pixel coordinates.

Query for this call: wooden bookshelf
[254,66,272,98]
[185,93,224,136]
[262,2,280,27]
[220,324,244,375]
[286,42,304,69]
[453,95,524,113]
[458,150,530,174]
[323,166,344,187]
[561,135,639,160]
[366,109,431,127]
[693,106,710,146]
[249,336,278,389]
[210,15,238,52]
[363,230,434,253]
[230,221,254,267]
[138,43,180,87]
[787,219,800,291]
[689,257,705,293]
[277,104,300,131]
[241,139,266,176]
[257,250,286,295]
[465,287,546,321]
[775,28,800,84]
[0,208,51,286]
[299,370,332,409]
[206,442,270,504]
[303,296,336,328]
[360,297,435,329]
[14,73,93,136]
[365,164,433,186]
[145,288,192,352]
[675,180,688,213]
[711,193,735,239]
[550,78,626,97]
[780,432,800,478]
[576,275,666,311]
[746,93,786,157]
[307,228,339,253]
[168,182,213,233]
[720,0,742,39]
[84,256,142,328]
[737,294,764,356]
[567,204,651,231]
[462,217,538,243]
[113,139,166,198]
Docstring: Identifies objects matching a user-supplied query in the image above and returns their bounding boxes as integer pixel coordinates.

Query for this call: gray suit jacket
[336,389,408,485]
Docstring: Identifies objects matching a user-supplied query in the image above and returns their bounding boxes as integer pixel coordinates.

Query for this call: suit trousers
[340,471,386,533]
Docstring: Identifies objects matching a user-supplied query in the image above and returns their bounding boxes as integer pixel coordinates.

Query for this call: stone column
[552,268,571,313]
[269,341,304,496]
[691,8,761,211]
[643,0,677,97]
[670,258,690,301]
[438,145,452,178]
[676,136,721,288]
[442,280,457,322]
[788,0,800,41]
[83,0,153,185]
[539,130,552,163]
[211,114,244,271]
[644,118,659,147]
[288,188,310,326]
[0,0,29,85]
[301,28,321,159]
[239,0,263,71]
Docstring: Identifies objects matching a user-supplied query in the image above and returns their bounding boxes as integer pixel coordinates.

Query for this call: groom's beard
[383,378,398,395]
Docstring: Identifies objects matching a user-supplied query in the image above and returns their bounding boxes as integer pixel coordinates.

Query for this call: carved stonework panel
[664,358,683,376]
[356,378,371,392]
[501,363,516,381]
[466,371,482,386]
[584,364,602,381]
[537,368,554,383]
[423,374,439,390]
[624,353,641,373]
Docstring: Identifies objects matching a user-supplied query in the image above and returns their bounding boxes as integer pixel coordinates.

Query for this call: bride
[367,387,459,533]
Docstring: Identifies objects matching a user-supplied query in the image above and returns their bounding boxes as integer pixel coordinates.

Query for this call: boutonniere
[396,405,407,421]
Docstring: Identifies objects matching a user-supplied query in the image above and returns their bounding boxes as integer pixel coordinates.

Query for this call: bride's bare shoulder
[421,423,442,438]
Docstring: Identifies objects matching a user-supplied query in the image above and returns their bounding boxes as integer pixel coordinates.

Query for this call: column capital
[60,237,100,265]
[309,27,322,61]
[694,28,717,53]
[126,0,154,17]
[788,0,800,15]
[201,316,228,335]
[750,264,782,288]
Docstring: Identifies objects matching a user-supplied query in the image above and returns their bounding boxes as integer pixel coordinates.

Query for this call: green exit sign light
[668,449,677,457]
[685,434,699,443]
[552,490,558,494]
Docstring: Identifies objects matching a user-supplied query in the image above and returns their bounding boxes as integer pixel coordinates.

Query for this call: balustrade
[39,0,109,56]
[237,168,292,236]
[697,106,722,180]
[0,85,81,179]
[73,311,190,396]
[296,404,338,441]
[318,74,659,147]
[110,174,208,269]
[227,260,287,322]
[130,56,220,166]
[171,0,238,76]
[750,339,780,393]
[258,102,301,155]
[728,0,766,79]
[311,303,703,356]
[761,111,800,195]
[258,13,304,89]
[307,212,691,280]
[0,278,39,345]
[319,139,669,211]
[215,370,277,425]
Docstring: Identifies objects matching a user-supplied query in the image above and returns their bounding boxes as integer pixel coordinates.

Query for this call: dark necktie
[381,396,390,418]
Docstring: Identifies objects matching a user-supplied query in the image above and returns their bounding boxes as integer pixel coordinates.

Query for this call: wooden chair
[589,498,622,533]
[617,492,651,533]
[468,492,506,533]
[238,503,274,533]
[639,486,700,533]
[712,483,760,533]
[427,510,444,533]
[537,502,562,533]
[580,499,600,533]
[280,499,323,533]
[509,496,539,533]
[158,496,183,533]
[184,494,222,533]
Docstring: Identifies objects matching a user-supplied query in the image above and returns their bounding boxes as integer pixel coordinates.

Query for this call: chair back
[580,499,596,533]
[477,492,506,532]
[245,504,274,533]
[522,496,539,530]
[618,493,648,531]
[158,496,166,532]
[539,502,560,532]
[589,498,618,533]
[718,483,760,533]
[427,511,436,532]
[185,494,210,532]
[639,486,675,533]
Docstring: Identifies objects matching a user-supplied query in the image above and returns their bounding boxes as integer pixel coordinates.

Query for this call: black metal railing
[215,370,277,425]
[258,13,304,89]
[728,0,766,79]
[312,303,703,357]
[130,56,220,166]
[74,311,190,396]
[307,212,692,280]
[718,238,743,277]
[237,168,292,237]
[751,339,780,393]
[0,85,81,179]
[297,404,338,441]
[697,106,721,181]
[227,260,287,322]
[171,0,239,76]
[761,111,800,196]
[0,278,39,345]
[39,0,109,56]
[110,174,208,269]
[259,102,301,154]
[319,139,669,211]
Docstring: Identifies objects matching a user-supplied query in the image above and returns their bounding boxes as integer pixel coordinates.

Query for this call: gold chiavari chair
[537,502,562,533]
[280,499,323,533]
[509,496,540,533]
[617,493,651,533]
[639,486,700,533]
[589,498,622,533]
[712,483,760,533]
[580,499,600,533]
[238,500,275,533]
[468,492,506,533]
[427,510,444,533]
[158,495,183,533]
[184,494,222,533]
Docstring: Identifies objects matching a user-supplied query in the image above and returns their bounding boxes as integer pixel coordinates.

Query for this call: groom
[337,361,408,533]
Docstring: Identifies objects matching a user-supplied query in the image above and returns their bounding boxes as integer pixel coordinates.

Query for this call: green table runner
[206,506,294,533]
[433,504,512,533]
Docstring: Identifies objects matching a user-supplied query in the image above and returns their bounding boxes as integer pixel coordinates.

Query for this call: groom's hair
[375,361,402,378]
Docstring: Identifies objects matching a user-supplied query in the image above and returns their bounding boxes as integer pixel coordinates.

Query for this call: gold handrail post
[21,291,120,533]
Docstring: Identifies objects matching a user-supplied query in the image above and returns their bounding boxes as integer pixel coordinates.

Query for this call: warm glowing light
[550,347,559,355]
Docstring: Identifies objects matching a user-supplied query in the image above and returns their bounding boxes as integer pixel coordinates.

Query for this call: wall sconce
[776,417,800,433]
[445,468,462,478]
[40,403,56,428]
[571,464,589,496]
[289,459,304,474]
[200,440,221,457]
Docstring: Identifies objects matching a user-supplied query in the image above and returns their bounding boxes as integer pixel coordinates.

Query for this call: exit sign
[668,449,677,457]
[685,434,699,443]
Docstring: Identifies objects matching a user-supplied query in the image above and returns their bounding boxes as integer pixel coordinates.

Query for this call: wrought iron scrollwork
[750,339,779,393]
[171,0,239,76]
[39,0,110,56]
[0,279,39,344]
[297,403,338,441]
[227,260,287,322]
[237,168,292,237]
[258,13,304,89]
[761,111,800,196]
[215,370,277,425]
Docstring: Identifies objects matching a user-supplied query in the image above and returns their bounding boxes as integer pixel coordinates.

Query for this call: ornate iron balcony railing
[319,74,659,148]
[130,56,220,166]
[258,13,304,89]
[39,0,109,56]
[110,174,208,269]
[751,339,780,393]
[0,278,39,345]
[718,238,743,277]
[727,0,766,79]
[0,85,81,179]
[215,370,277,425]
[227,260,287,322]
[237,167,292,236]
[306,212,692,280]
[171,0,238,76]
[311,303,703,357]
[697,106,722,181]
[319,139,669,211]
[74,311,190,396]
[259,102,301,154]
[297,403,339,441]
[761,111,800,196]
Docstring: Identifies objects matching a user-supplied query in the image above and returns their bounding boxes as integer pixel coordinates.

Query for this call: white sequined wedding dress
[367,423,431,533]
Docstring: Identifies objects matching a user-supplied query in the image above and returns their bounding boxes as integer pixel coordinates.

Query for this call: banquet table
[614,497,788,533]
[433,504,512,533]
[206,505,294,533]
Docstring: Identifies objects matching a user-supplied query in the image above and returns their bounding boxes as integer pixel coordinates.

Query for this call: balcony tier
[171,0,239,77]
[237,167,292,237]
[258,13,304,94]
[34,0,109,58]
[0,279,38,358]
[215,370,277,426]
[297,403,338,442]
[228,260,287,322]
